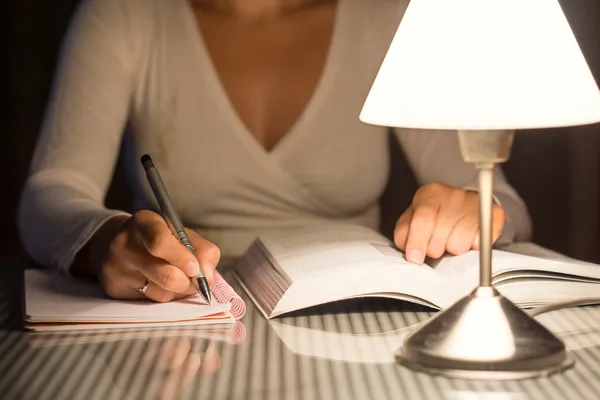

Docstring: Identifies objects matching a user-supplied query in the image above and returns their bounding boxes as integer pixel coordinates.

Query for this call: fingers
[393,184,508,263]
[404,201,439,264]
[472,205,506,249]
[104,213,196,300]
[133,211,201,277]
[138,280,197,303]
[199,341,222,374]
[157,338,202,400]
[100,210,222,302]
[122,238,197,296]
[492,205,506,243]
[136,257,197,295]
[426,186,480,257]
[102,271,192,302]
[162,337,193,370]
[101,267,144,300]
[426,210,461,259]
[393,207,413,251]
[155,339,220,400]
[102,265,194,303]
[448,214,479,255]
[161,338,221,375]
[186,229,220,285]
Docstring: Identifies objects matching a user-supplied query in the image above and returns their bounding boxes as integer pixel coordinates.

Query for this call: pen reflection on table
[141,154,212,304]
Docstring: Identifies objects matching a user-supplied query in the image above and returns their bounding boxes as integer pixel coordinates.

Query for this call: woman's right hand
[92,210,220,302]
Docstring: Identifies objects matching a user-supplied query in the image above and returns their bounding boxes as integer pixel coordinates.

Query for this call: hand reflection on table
[92,335,226,400]
[153,337,222,400]
[23,322,246,400]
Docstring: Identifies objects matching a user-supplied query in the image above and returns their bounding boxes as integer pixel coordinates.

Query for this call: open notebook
[26,321,247,347]
[24,269,247,332]
[234,224,600,319]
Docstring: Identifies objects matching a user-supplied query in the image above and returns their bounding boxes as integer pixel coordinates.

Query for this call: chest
[192,4,336,151]
[129,0,393,219]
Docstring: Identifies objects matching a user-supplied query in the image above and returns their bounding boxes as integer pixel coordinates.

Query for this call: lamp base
[396,287,574,380]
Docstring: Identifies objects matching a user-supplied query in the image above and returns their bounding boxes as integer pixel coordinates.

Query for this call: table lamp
[360,0,600,380]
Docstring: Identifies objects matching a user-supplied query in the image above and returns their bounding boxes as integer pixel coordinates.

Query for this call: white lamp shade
[360,0,600,130]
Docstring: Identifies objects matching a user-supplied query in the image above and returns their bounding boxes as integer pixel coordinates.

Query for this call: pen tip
[198,277,212,304]
[192,276,211,305]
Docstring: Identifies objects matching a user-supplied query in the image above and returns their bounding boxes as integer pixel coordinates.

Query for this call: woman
[18,0,532,302]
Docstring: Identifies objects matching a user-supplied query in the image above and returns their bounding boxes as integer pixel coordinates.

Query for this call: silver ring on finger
[136,280,151,295]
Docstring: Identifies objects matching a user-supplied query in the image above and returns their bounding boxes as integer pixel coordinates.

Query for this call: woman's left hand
[394,183,506,264]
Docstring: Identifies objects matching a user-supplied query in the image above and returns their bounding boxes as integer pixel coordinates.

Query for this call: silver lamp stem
[457,129,515,287]
[477,165,494,287]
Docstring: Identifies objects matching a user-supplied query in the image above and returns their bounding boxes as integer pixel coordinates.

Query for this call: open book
[234,224,600,319]
[24,269,246,332]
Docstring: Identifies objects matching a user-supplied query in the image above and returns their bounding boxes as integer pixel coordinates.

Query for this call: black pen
[140,154,212,304]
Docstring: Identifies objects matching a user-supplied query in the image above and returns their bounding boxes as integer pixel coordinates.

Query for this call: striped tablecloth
[1,263,600,400]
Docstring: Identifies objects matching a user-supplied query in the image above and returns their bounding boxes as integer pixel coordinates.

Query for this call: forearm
[18,0,141,274]
[491,189,533,245]
[18,171,130,273]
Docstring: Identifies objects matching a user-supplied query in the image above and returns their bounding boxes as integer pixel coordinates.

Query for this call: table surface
[2,260,600,400]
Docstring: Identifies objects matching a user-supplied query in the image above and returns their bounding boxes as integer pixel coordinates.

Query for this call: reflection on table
[1,322,245,400]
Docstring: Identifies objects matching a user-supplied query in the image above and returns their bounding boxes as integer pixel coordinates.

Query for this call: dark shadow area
[277,297,434,321]
[0,261,25,331]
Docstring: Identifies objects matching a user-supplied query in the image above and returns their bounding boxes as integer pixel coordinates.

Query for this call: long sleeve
[18,0,141,272]
[394,128,533,244]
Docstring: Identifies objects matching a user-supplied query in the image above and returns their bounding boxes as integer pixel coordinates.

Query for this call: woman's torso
[122,0,408,256]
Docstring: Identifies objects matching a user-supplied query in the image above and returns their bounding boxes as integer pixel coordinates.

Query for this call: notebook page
[27,322,246,344]
[25,314,235,331]
[25,270,231,323]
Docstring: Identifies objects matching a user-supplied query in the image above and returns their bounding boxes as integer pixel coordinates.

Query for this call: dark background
[3,0,600,263]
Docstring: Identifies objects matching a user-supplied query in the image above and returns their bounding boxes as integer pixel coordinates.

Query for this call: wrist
[70,214,130,280]
[462,186,503,207]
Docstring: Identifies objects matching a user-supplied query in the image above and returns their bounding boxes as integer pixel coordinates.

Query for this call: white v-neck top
[18,0,532,272]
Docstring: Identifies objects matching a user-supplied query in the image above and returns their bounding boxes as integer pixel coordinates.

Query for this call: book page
[261,224,392,260]
[433,245,600,285]
[256,225,460,315]
[25,270,232,324]
[497,280,600,307]
[260,224,414,281]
